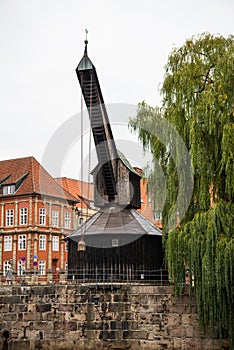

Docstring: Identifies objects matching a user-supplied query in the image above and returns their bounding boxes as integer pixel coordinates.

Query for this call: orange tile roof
[0,156,77,202]
[55,177,94,202]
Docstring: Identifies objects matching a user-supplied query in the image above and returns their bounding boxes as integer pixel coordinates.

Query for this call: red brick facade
[0,157,78,283]
[134,167,162,228]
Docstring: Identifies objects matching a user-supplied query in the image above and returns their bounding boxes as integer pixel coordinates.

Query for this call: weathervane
[85,29,88,44]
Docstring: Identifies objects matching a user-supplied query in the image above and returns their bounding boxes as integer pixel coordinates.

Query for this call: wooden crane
[67,36,164,282]
[76,39,141,209]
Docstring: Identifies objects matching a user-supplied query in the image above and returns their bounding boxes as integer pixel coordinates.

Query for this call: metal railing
[65,267,169,285]
[0,268,170,286]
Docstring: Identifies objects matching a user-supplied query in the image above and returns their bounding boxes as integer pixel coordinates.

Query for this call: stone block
[150,313,161,325]
[167,313,181,326]
[166,325,186,337]
[0,303,9,312]
[36,303,51,312]
[0,296,21,304]
[7,339,30,349]
[33,321,53,330]
[139,340,161,350]
[54,321,78,331]
[181,313,193,325]
[0,322,6,331]
[122,303,131,311]
[173,337,182,349]
[107,340,131,349]
[2,313,17,321]
[15,304,27,312]
[58,303,73,312]
[108,303,118,312]
[140,294,149,305]
[99,330,117,340]
[123,330,148,340]
[185,325,194,338]
[23,312,42,321]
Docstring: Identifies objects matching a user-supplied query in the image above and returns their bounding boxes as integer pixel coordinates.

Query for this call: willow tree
[130,33,234,344]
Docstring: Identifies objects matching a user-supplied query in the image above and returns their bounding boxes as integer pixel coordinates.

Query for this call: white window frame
[64,212,71,229]
[154,211,162,221]
[6,209,14,226]
[39,208,46,225]
[20,207,28,225]
[38,260,46,276]
[3,261,12,276]
[17,260,25,276]
[52,236,59,251]
[79,217,84,225]
[18,235,26,250]
[39,235,46,250]
[52,210,59,227]
[3,185,15,195]
[4,236,12,251]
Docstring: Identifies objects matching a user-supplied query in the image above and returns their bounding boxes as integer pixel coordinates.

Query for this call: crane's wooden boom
[76,41,141,208]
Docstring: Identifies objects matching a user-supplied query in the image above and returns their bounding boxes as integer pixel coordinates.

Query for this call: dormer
[0,172,29,196]
[2,184,15,195]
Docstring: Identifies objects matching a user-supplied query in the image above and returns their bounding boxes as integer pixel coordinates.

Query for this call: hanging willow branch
[166,201,234,343]
[129,33,234,346]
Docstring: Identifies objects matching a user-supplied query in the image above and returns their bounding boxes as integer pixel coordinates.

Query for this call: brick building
[0,156,78,283]
[134,168,163,228]
[55,177,96,226]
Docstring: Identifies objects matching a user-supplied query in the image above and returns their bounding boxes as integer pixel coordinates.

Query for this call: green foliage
[167,201,234,341]
[130,33,234,345]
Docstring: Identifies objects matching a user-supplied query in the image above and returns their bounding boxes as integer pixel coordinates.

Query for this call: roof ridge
[41,166,78,202]
[30,157,36,193]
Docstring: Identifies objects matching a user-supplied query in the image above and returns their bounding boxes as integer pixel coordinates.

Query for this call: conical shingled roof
[0,156,77,202]
[77,41,94,71]
[68,204,161,248]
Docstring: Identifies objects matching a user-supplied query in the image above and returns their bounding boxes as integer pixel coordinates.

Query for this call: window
[39,235,46,250]
[65,241,69,252]
[79,217,84,225]
[112,239,119,247]
[6,209,14,226]
[52,236,59,251]
[154,211,162,221]
[3,185,15,195]
[4,236,12,251]
[3,261,12,276]
[38,260,46,276]
[64,212,71,229]
[39,208,46,225]
[89,201,96,210]
[18,235,26,250]
[20,208,28,225]
[17,260,25,276]
[65,261,68,272]
[52,210,59,227]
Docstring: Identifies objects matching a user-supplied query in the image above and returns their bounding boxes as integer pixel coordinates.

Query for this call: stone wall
[0,283,228,350]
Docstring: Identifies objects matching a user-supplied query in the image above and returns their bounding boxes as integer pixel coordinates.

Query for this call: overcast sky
[1,0,233,179]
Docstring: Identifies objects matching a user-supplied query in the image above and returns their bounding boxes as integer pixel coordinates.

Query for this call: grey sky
[0,0,233,179]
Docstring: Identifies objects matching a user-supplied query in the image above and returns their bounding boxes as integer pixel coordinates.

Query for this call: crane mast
[76,40,141,209]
